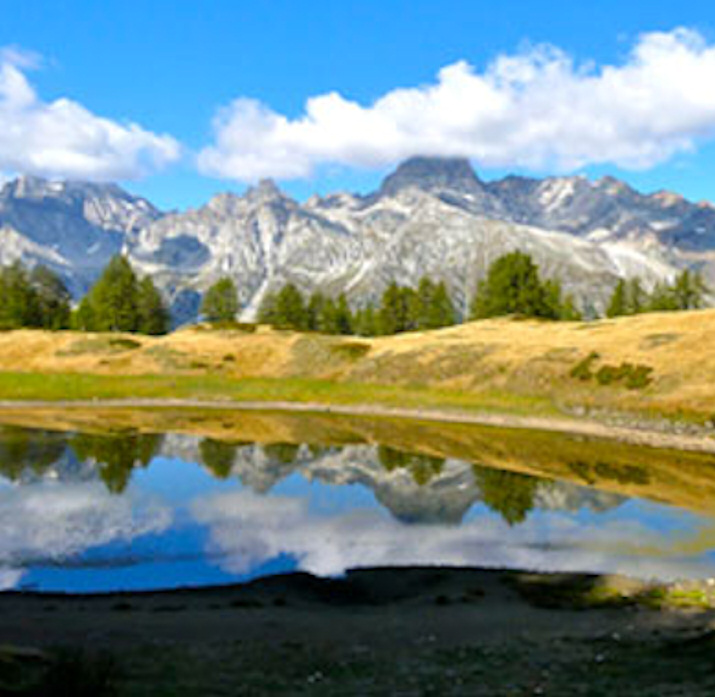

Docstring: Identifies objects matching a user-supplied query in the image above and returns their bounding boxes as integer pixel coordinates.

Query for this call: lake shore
[1,397,714,454]
[3,566,715,695]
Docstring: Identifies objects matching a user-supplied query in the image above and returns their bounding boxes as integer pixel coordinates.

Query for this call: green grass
[0,371,560,418]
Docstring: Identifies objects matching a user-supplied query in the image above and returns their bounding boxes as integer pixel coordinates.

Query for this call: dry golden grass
[2,309,715,421]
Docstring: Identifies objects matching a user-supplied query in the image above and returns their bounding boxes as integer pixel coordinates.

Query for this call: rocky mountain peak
[245,178,288,203]
[379,156,484,197]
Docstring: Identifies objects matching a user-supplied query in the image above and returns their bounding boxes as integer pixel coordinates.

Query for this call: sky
[2,0,715,210]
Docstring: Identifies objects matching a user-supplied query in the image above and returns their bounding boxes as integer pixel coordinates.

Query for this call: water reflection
[0,419,713,591]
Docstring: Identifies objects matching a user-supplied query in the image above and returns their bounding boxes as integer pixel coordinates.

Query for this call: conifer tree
[0,262,40,329]
[85,255,140,332]
[378,282,408,335]
[271,284,308,330]
[470,252,553,320]
[354,304,379,336]
[201,277,239,322]
[137,277,170,335]
[306,292,327,331]
[335,294,353,335]
[606,279,628,318]
[30,265,71,330]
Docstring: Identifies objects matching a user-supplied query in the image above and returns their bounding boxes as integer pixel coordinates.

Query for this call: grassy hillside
[1,309,715,423]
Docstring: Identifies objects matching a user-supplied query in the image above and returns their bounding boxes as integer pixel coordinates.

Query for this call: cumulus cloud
[0,48,181,181]
[192,489,715,582]
[0,481,172,589]
[198,28,715,181]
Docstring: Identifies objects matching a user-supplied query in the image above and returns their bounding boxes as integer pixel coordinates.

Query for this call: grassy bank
[1,308,715,425]
[0,372,558,416]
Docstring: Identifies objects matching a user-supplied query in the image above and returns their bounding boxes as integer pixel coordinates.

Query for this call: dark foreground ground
[2,567,715,696]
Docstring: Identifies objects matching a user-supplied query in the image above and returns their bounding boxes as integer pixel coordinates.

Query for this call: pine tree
[86,255,140,332]
[649,281,678,312]
[272,284,308,330]
[201,277,239,322]
[606,279,628,318]
[306,292,327,331]
[335,294,353,335]
[29,266,71,330]
[378,282,407,335]
[425,281,456,329]
[671,269,708,310]
[0,262,40,329]
[354,305,379,336]
[72,296,96,331]
[470,252,551,320]
[626,278,646,314]
[137,277,170,335]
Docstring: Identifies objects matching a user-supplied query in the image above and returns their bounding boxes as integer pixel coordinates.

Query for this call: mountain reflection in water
[0,418,714,592]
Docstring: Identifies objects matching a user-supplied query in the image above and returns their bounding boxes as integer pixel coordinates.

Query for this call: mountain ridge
[1,157,713,322]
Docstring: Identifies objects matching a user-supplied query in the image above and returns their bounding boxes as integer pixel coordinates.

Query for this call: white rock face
[0,175,161,295]
[128,158,685,321]
[3,158,714,321]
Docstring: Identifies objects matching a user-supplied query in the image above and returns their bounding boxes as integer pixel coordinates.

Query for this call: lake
[1,409,715,592]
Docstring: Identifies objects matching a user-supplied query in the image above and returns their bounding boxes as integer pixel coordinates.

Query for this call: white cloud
[192,489,715,582]
[0,48,181,181]
[0,481,172,589]
[198,28,715,181]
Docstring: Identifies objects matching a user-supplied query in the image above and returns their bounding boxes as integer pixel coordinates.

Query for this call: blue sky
[2,0,715,210]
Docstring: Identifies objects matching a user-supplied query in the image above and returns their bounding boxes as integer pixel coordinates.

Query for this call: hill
[1,309,715,428]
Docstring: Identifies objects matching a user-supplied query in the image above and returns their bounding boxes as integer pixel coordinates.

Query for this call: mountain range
[2,156,713,323]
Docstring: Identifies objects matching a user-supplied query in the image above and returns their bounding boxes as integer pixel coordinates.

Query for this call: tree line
[0,255,169,334]
[605,270,708,318]
[0,250,710,336]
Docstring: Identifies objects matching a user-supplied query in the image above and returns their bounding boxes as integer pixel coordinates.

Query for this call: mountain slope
[3,158,714,321]
[129,159,680,321]
[0,175,162,295]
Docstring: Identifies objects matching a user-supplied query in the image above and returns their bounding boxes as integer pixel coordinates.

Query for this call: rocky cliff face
[2,158,713,321]
[0,176,161,295]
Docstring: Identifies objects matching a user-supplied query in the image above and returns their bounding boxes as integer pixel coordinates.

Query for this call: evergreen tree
[627,278,646,314]
[306,292,327,331]
[648,280,678,312]
[426,281,456,329]
[85,255,140,332]
[470,252,555,320]
[354,305,379,336]
[671,269,708,310]
[30,266,71,330]
[335,294,353,335]
[378,282,408,335]
[318,296,340,334]
[137,277,170,335]
[606,279,628,318]
[72,296,96,331]
[271,284,308,330]
[201,277,239,322]
[0,262,40,328]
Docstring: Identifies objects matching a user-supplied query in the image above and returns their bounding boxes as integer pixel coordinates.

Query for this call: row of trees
[606,270,708,318]
[0,256,170,334]
[0,263,72,330]
[254,277,457,336]
[1,251,711,336]
[74,256,170,334]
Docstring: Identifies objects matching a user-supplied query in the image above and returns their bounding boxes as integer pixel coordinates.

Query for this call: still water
[1,414,715,592]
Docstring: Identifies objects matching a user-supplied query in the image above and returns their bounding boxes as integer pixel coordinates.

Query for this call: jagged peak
[245,178,287,202]
[379,156,484,197]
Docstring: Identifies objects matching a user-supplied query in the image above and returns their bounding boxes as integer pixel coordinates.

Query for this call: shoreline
[0,397,714,453]
[2,566,715,694]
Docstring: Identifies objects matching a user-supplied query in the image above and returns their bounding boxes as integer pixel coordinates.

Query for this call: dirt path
[0,397,713,453]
